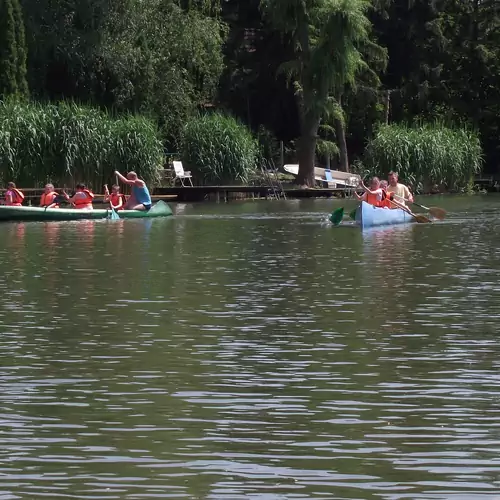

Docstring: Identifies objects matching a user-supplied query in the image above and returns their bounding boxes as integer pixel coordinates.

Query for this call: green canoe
[0,200,173,222]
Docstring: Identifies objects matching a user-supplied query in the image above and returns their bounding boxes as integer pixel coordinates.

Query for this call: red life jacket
[379,190,395,208]
[40,191,58,207]
[6,188,25,206]
[110,193,126,210]
[365,191,381,207]
[73,189,94,209]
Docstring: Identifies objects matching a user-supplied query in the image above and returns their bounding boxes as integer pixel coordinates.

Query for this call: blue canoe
[355,201,414,229]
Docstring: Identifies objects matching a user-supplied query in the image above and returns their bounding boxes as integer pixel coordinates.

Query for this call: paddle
[104,183,120,219]
[349,208,357,220]
[109,206,120,220]
[405,199,446,220]
[330,207,344,226]
[61,188,76,208]
[390,198,432,223]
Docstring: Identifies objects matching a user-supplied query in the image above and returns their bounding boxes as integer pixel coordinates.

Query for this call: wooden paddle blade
[414,214,432,223]
[330,207,344,226]
[428,207,446,220]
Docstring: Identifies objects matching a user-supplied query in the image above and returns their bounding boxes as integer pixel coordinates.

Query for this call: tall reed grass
[364,122,483,191]
[0,99,163,188]
[180,113,258,184]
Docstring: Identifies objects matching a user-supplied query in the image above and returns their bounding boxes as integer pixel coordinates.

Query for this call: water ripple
[0,198,499,498]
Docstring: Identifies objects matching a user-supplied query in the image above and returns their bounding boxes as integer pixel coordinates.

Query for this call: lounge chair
[172,161,194,187]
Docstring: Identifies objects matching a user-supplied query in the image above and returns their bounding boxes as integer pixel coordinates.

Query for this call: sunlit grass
[364,122,483,191]
[0,99,163,188]
[181,112,259,184]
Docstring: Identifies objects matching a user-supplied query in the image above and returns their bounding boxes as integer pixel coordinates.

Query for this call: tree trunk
[296,132,317,187]
[384,90,391,125]
[335,123,348,173]
[296,110,320,187]
[335,95,349,172]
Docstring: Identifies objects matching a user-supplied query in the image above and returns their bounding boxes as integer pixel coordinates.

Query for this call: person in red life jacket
[355,177,385,207]
[103,184,126,210]
[3,182,25,206]
[39,183,60,208]
[62,183,94,209]
[378,180,395,208]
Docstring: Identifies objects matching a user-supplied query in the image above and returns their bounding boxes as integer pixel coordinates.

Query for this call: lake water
[1,195,500,499]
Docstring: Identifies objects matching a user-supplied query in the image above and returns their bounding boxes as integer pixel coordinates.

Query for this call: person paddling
[378,180,394,208]
[62,183,94,210]
[355,177,384,207]
[104,184,126,211]
[387,171,413,206]
[3,182,25,206]
[40,183,60,208]
[114,171,152,211]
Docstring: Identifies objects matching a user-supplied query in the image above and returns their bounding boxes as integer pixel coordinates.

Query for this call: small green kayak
[0,200,173,222]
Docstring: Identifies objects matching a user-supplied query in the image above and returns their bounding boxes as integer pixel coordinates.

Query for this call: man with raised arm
[114,171,152,211]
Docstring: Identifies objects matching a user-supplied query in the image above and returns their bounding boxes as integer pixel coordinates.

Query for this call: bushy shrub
[364,122,483,191]
[0,99,163,188]
[180,112,258,184]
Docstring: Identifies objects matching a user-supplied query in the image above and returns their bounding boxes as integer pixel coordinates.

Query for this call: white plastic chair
[172,161,194,187]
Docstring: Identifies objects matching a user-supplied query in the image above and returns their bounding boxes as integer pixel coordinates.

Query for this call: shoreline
[0,182,496,206]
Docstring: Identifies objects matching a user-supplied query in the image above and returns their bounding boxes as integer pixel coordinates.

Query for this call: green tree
[436,0,500,171]
[371,0,500,172]
[260,0,378,186]
[12,0,28,96]
[20,0,226,149]
[0,0,28,99]
[98,0,227,147]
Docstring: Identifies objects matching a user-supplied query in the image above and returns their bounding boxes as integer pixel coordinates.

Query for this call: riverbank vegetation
[364,123,483,193]
[0,0,498,189]
[181,113,259,184]
[0,100,163,188]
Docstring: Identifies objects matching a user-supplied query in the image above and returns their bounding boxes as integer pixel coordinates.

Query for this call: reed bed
[364,122,483,191]
[181,113,258,184]
[0,100,163,189]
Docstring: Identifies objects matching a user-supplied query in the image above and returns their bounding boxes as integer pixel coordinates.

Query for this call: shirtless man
[387,171,414,206]
[114,171,152,211]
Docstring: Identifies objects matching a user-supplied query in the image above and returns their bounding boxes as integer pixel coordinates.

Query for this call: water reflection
[0,199,499,498]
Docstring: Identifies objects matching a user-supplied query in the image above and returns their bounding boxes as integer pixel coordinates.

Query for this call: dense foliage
[20,0,226,148]
[181,113,259,184]
[0,0,498,189]
[0,100,163,188]
[364,123,483,192]
[0,0,28,99]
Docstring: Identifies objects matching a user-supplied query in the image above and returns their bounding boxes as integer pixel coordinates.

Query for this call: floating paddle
[330,207,344,226]
[405,199,446,220]
[391,199,432,223]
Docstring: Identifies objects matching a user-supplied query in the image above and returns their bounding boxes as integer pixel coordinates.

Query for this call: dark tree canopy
[3,0,500,176]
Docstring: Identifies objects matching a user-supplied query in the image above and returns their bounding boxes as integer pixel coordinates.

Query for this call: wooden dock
[3,185,354,205]
[153,185,353,202]
[1,188,178,206]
